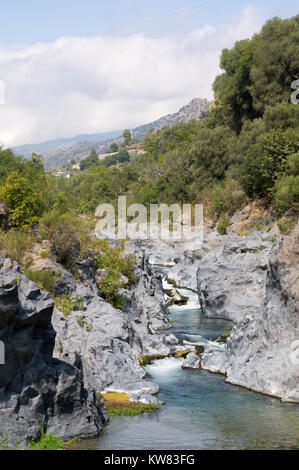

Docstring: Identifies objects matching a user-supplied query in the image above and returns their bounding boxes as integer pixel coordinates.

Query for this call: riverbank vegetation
[101,392,161,416]
[28,429,81,451]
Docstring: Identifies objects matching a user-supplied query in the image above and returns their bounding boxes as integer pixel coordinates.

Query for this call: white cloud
[0,6,262,147]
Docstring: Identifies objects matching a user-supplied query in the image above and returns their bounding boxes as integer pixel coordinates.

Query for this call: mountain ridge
[14,97,210,171]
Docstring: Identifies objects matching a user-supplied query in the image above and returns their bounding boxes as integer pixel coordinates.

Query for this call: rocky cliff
[200,224,299,402]
[0,257,106,447]
[133,228,298,403]
[53,249,175,404]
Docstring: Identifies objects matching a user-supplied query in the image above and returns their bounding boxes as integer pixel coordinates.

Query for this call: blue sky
[0,1,297,146]
[0,0,297,46]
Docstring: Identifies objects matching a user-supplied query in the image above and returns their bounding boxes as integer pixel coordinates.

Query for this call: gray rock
[197,232,275,322]
[0,258,106,447]
[201,224,299,403]
[53,250,173,405]
[182,352,201,369]
[165,334,179,345]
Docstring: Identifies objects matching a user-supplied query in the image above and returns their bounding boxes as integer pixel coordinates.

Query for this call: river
[78,266,299,450]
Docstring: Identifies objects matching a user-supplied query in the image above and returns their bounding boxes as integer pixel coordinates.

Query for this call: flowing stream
[78,266,299,450]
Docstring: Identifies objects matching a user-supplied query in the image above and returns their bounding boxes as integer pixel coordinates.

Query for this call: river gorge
[75,265,299,450]
[0,226,298,450]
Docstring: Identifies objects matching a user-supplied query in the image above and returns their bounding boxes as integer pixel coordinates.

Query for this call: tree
[241,129,298,198]
[0,171,40,231]
[108,142,119,153]
[80,147,99,170]
[250,16,299,114]
[31,152,44,170]
[123,129,132,146]
[211,15,299,133]
[213,38,258,133]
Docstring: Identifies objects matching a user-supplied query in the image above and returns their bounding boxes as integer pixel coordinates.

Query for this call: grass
[55,294,85,318]
[104,400,161,416]
[0,229,33,265]
[101,392,162,416]
[24,269,58,292]
[28,431,82,451]
[28,432,64,451]
[277,216,297,235]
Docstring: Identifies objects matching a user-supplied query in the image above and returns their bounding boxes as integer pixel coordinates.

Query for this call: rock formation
[53,250,174,404]
[200,224,299,402]
[0,257,106,447]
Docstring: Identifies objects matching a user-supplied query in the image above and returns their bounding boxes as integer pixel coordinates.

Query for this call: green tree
[108,142,119,153]
[80,147,99,170]
[31,152,44,171]
[0,171,40,231]
[123,129,132,146]
[241,129,298,198]
[213,38,258,133]
[250,16,299,114]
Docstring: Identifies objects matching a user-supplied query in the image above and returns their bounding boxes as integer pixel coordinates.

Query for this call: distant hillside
[14,98,209,171]
[14,130,122,160]
[132,97,210,139]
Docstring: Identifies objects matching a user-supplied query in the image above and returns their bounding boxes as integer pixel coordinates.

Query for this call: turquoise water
[77,266,299,450]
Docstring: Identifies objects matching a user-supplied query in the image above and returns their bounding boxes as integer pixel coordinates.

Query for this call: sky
[0,0,298,146]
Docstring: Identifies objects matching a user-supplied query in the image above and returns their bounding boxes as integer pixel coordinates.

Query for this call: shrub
[208,180,247,220]
[38,210,81,268]
[241,129,297,198]
[0,171,40,231]
[217,216,230,235]
[96,240,136,306]
[288,152,299,176]
[209,196,228,219]
[274,176,299,216]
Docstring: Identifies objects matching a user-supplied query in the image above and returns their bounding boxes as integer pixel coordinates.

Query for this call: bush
[288,152,299,176]
[217,216,230,235]
[96,240,136,306]
[241,129,297,198]
[209,196,228,219]
[38,210,81,268]
[0,171,40,231]
[274,176,299,216]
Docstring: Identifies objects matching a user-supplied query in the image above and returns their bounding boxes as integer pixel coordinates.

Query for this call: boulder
[182,352,201,369]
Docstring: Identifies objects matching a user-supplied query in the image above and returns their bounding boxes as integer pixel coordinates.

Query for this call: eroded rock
[0,257,106,447]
